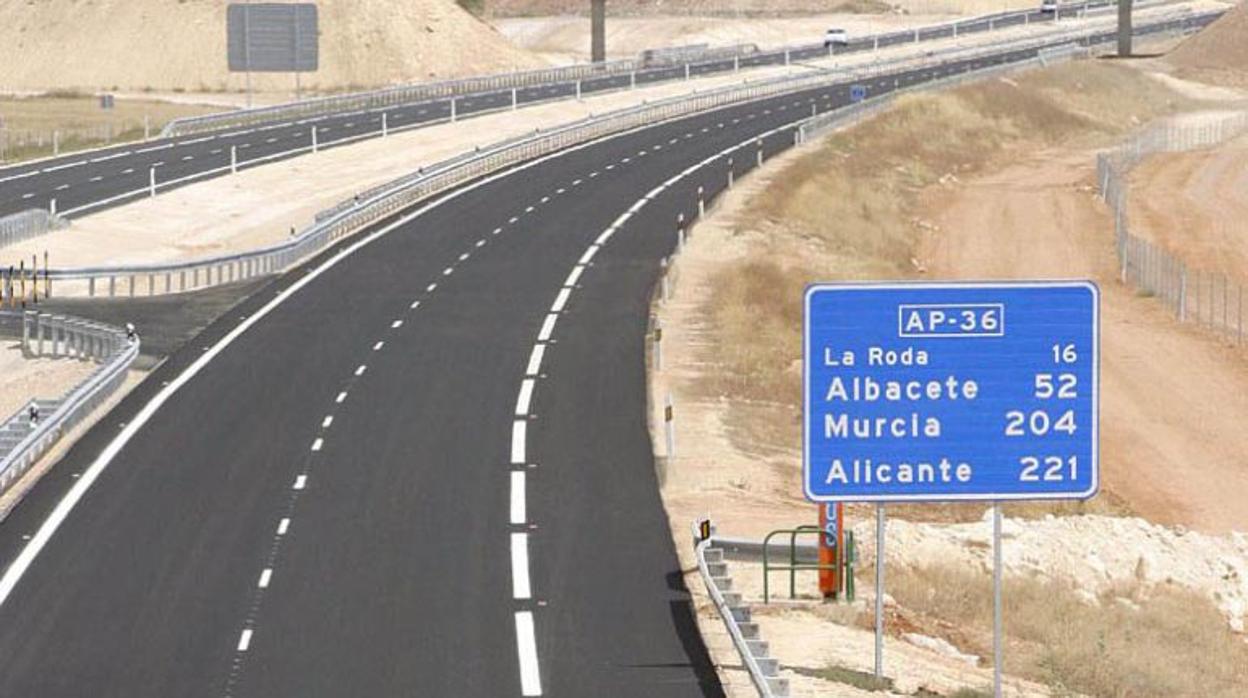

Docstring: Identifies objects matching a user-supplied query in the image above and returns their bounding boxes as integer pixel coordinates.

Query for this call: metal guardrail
[1096,111,1248,341]
[0,311,139,498]
[0,210,65,250]
[693,525,789,698]
[40,8,1221,298]
[159,1,1108,139]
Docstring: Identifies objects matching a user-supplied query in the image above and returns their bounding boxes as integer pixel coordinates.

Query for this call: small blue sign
[850,84,868,102]
[803,282,1098,503]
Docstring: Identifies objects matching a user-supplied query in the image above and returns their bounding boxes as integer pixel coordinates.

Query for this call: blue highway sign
[850,84,868,102]
[803,282,1099,503]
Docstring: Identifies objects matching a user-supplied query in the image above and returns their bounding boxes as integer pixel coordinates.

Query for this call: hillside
[0,0,541,94]
[1167,0,1248,86]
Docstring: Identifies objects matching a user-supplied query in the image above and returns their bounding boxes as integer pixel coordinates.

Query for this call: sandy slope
[1167,0,1248,86]
[0,0,541,93]
[1128,130,1248,279]
[920,148,1248,533]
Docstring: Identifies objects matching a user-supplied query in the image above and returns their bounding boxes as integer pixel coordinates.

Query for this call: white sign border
[802,280,1100,503]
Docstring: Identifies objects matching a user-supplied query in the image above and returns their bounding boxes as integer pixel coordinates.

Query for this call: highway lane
[0,5,1088,221]
[0,16,1217,695]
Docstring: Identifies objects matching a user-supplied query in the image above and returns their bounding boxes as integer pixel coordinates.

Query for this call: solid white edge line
[525,344,546,377]
[511,532,532,600]
[510,421,527,465]
[515,611,543,696]
[510,471,526,525]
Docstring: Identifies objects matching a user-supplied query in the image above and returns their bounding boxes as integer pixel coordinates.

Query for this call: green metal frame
[761,525,856,603]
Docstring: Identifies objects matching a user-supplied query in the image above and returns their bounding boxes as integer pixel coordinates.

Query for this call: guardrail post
[22,311,33,356]
[37,312,46,356]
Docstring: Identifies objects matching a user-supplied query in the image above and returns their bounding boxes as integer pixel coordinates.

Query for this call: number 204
[1020,456,1078,482]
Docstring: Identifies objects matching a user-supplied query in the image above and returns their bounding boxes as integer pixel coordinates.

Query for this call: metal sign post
[802,281,1100,691]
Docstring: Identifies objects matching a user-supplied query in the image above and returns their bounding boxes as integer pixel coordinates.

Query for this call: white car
[824,28,850,48]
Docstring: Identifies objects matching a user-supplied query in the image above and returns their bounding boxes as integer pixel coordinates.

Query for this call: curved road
[0,14,1218,697]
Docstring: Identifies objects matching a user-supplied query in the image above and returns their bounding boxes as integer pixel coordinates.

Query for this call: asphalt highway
[0,4,1094,221]
[0,12,1219,697]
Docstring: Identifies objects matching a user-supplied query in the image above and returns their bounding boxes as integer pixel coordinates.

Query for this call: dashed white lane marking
[21,193,34,199]
[515,612,543,696]
[509,216,519,224]
[605,164,615,170]
[525,206,535,213]
[541,196,550,203]
[55,184,69,191]
[266,138,278,144]
[293,475,307,490]
[511,533,532,600]
[237,629,253,652]
[442,267,453,276]
[210,149,223,155]
[572,179,583,186]
[493,227,503,235]
[410,300,421,309]
[525,345,546,377]
[122,168,134,174]
[510,471,527,525]
[426,283,437,292]
[182,155,194,161]
[311,438,323,452]
[355,364,367,376]
[621,157,631,164]
[550,288,571,313]
[555,188,566,194]
[89,175,103,182]
[277,518,290,535]
[510,421,527,464]
[258,568,273,589]
[537,314,558,342]
[322,415,334,429]
[515,378,536,416]
[475,239,486,248]
[373,341,384,351]
[336,391,348,404]
[391,320,403,329]
[588,171,599,178]
[459,252,470,261]
[564,266,584,288]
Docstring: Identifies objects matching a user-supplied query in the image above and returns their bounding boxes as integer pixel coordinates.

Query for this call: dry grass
[699,60,1195,508]
[884,563,1248,698]
[0,95,222,162]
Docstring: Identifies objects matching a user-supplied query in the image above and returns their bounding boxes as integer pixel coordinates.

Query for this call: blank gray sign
[227,3,319,73]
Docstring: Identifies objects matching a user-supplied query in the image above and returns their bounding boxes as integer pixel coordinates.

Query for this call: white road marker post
[757,138,764,167]
[630,71,636,90]
[685,63,691,80]
[451,97,457,122]
[653,317,663,371]
[512,87,519,110]
[382,112,388,138]
[49,198,57,218]
[875,504,886,681]
[576,79,582,101]
[697,186,705,218]
[148,166,157,197]
[312,126,318,154]
[664,393,675,457]
[727,157,734,189]
[677,213,686,251]
[230,145,238,174]
[993,502,1004,698]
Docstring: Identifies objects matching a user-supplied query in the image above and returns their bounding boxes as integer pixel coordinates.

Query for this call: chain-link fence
[1096,111,1248,343]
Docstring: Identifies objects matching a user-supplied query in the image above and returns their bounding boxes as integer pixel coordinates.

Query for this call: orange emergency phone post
[819,502,843,599]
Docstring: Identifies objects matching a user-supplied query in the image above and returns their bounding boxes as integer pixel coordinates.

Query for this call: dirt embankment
[1167,0,1248,87]
[652,56,1248,696]
[0,0,541,94]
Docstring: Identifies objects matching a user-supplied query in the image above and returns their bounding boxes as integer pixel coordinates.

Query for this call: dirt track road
[921,148,1248,533]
